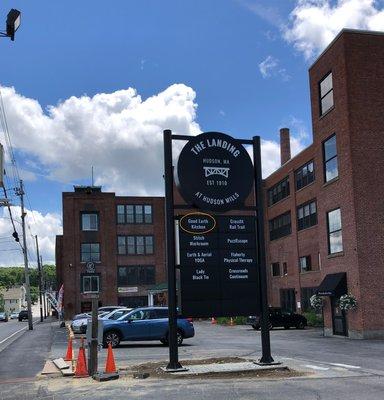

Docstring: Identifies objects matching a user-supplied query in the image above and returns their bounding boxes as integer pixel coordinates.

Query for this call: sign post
[163,129,184,371]
[163,130,274,369]
[253,136,274,364]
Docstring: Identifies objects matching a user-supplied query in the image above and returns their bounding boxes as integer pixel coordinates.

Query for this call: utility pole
[16,180,33,330]
[41,255,47,319]
[35,235,43,322]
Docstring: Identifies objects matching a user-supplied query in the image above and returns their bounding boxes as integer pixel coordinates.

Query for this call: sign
[176,132,254,212]
[179,213,260,317]
[85,262,96,273]
[118,287,138,293]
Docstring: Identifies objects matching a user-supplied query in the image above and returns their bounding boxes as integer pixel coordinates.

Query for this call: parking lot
[51,320,384,373]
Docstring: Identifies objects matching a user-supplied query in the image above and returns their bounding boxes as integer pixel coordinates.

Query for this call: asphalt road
[1,320,384,399]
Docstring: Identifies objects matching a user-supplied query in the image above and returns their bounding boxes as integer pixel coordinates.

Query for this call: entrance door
[280,289,296,312]
[331,297,347,336]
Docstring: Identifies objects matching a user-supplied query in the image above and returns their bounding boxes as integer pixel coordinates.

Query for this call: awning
[317,272,347,297]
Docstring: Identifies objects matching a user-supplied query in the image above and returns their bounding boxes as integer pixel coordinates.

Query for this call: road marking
[329,363,361,369]
[304,364,329,371]
[0,326,27,345]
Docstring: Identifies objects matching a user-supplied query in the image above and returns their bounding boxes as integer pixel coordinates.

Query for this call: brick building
[56,29,384,338]
[56,186,166,318]
[264,29,384,339]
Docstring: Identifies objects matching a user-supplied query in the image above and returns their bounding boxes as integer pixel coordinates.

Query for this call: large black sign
[179,213,260,317]
[176,132,254,212]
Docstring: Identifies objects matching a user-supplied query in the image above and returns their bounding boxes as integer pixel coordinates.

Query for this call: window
[117,265,156,286]
[301,287,318,312]
[295,161,315,190]
[116,204,153,224]
[327,208,343,254]
[323,134,338,182]
[82,275,99,293]
[269,212,291,241]
[81,243,100,262]
[297,200,317,230]
[81,213,99,231]
[268,177,290,206]
[282,262,288,276]
[319,72,333,115]
[118,296,147,308]
[271,262,280,277]
[280,288,296,312]
[117,236,154,255]
[299,256,312,273]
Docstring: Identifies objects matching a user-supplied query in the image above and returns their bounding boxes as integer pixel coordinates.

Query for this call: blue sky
[1,0,384,265]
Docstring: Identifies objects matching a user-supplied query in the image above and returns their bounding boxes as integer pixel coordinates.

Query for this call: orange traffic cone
[211,317,217,324]
[105,343,117,374]
[64,337,73,361]
[74,338,89,378]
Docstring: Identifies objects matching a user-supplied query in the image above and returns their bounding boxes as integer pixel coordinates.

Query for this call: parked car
[72,307,122,322]
[10,312,19,320]
[102,307,195,348]
[71,309,132,334]
[18,310,29,322]
[0,312,8,322]
[247,308,307,330]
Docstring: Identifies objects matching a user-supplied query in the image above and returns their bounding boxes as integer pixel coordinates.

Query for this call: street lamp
[0,9,21,41]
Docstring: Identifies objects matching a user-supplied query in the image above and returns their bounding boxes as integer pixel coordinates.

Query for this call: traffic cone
[64,337,73,361]
[229,317,235,326]
[74,338,89,378]
[211,317,217,324]
[104,343,117,374]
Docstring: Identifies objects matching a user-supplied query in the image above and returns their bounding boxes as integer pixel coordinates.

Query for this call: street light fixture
[0,9,21,41]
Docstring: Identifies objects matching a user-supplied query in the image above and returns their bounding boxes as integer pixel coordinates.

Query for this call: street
[0,319,383,399]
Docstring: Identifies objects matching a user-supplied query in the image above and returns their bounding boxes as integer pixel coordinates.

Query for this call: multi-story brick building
[56,186,166,318]
[264,29,384,339]
[56,29,384,338]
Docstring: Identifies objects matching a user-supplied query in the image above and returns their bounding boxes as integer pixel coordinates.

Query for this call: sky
[1,0,384,266]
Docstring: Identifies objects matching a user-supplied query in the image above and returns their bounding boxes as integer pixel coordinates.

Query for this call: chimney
[280,128,291,166]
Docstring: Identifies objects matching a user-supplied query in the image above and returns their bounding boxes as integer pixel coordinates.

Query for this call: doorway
[331,297,347,336]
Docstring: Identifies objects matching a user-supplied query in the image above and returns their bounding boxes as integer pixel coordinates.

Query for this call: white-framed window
[82,275,99,293]
[81,213,99,231]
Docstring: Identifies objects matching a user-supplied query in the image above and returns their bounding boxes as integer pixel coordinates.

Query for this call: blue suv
[102,307,195,348]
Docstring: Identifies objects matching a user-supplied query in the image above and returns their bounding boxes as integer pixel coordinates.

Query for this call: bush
[303,311,323,327]
[216,316,247,325]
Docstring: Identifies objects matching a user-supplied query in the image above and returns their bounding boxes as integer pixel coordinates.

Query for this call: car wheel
[103,331,121,348]
[252,324,260,330]
[160,338,168,345]
[296,321,305,329]
[284,325,290,330]
[18,318,22,322]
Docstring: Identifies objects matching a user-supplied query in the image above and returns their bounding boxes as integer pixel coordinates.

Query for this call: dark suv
[18,310,29,322]
[247,307,307,330]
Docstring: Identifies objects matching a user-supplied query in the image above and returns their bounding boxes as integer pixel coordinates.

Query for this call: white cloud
[259,56,291,81]
[284,0,384,59]
[0,207,62,267]
[259,127,308,178]
[238,0,284,27]
[0,84,201,196]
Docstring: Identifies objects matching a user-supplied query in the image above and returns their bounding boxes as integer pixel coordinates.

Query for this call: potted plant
[310,294,323,310]
[339,293,357,311]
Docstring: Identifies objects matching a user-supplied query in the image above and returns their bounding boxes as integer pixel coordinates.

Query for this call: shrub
[303,311,323,327]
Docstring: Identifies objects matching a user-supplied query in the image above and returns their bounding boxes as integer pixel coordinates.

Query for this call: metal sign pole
[253,136,274,364]
[163,129,183,371]
[88,297,98,376]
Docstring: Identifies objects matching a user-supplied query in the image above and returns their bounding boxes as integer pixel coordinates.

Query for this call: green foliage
[303,311,323,327]
[30,286,38,304]
[0,265,56,291]
[216,316,247,325]
[0,291,4,311]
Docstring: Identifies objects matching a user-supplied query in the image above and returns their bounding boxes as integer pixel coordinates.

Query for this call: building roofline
[309,28,384,71]
[264,142,314,181]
